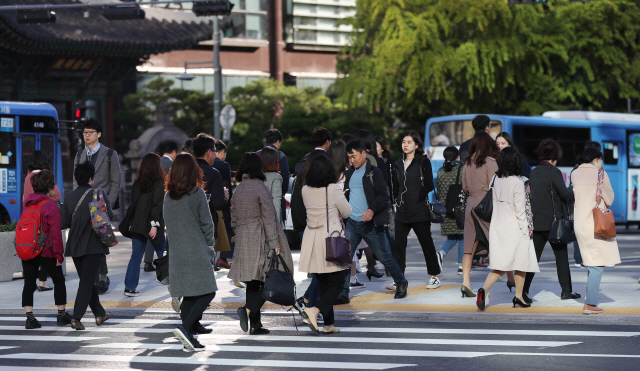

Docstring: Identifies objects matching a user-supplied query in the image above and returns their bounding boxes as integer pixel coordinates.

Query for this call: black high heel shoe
[513,296,531,308]
[522,292,533,304]
[366,269,383,281]
[476,288,486,311]
[506,281,515,292]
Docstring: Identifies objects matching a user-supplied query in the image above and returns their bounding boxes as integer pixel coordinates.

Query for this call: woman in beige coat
[461,132,499,298]
[476,148,539,311]
[571,147,620,315]
[299,155,352,333]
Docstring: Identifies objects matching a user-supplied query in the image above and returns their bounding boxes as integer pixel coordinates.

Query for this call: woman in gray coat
[228,152,294,335]
[259,147,283,225]
[164,153,217,352]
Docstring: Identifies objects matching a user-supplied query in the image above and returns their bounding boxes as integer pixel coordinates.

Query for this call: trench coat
[227,175,294,282]
[462,156,498,254]
[571,164,621,266]
[298,184,352,274]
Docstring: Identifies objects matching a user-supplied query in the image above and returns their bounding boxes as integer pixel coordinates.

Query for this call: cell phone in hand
[206,194,212,201]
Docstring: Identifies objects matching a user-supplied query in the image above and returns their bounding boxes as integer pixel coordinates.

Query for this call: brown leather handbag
[592,169,616,239]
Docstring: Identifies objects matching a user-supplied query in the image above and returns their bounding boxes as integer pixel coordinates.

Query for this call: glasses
[83,131,97,136]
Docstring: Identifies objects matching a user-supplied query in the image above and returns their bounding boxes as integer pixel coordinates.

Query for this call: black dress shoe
[95,312,112,326]
[192,323,213,334]
[37,285,53,292]
[144,263,155,272]
[25,317,41,329]
[57,312,73,326]
[334,295,350,305]
[71,319,85,330]
[394,281,408,299]
[561,292,581,300]
[250,327,270,335]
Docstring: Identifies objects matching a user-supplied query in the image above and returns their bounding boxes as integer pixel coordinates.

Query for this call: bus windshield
[429,119,502,146]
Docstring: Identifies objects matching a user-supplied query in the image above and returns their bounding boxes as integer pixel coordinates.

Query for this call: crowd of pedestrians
[15,114,628,352]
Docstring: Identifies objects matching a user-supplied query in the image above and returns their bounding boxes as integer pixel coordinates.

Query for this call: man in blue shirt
[340,140,408,303]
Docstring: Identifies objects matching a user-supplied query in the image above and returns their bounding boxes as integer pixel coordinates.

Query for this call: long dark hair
[296,150,328,190]
[135,153,166,193]
[374,135,393,159]
[328,140,349,179]
[576,147,603,165]
[165,153,204,200]
[496,147,522,178]
[305,155,338,188]
[235,152,266,182]
[496,132,515,147]
[443,146,459,172]
[465,132,499,168]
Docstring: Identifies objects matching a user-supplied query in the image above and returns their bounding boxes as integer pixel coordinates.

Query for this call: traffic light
[16,10,56,24]
[74,102,87,120]
[192,1,235,17]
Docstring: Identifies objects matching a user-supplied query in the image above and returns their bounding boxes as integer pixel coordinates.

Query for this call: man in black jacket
[293,127,331,176]
[193,134,228,240]
[459,115,491,162]
[212,140,234,268]
[341,140,408,301]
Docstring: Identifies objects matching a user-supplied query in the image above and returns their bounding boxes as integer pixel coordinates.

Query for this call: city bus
[425,112,640,225]
[0,102,64,224]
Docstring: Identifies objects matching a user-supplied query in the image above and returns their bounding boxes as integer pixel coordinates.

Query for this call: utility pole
[213,16,222,139]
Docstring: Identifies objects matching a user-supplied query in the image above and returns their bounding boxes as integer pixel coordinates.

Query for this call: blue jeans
[342,219,407,296]
[573,241,583,265]
[124,232,166,291]
[586,266,604,306]
[439,234,464,265]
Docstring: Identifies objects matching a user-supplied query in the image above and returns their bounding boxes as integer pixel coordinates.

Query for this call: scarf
[517,175,534,239]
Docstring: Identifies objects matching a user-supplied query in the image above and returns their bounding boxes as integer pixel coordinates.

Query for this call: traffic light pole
[213,16,222,140]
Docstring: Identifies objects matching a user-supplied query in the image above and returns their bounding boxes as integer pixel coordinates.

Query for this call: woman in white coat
[477,148,539,311]
[571,147,620,315]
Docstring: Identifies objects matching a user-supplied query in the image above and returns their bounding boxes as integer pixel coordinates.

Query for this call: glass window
[0,130,17,169]
[603,142,619,165]
[295,30,317,42]
[226,13,267,39]
[429,120,502,146]
[511,125,591,167]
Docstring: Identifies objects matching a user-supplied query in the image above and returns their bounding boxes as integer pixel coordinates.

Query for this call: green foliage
[0,221,17,233]
[337,0,640,128]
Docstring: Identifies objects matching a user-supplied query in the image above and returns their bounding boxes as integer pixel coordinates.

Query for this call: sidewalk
[2,226,640,317]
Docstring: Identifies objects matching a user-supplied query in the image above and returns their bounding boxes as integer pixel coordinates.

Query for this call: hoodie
[24,193,64,263]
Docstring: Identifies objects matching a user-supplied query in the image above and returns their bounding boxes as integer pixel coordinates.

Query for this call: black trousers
[524,230,573,296]
[244,280,266,328]
[394,221,441,276]
[22,255,66,307]
[180,292,215,334]
[38,265,48,282]
[315,270,346,326]
[72,254,106,320]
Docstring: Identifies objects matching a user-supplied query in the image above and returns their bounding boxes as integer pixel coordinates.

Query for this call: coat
[73,144,121,204]
[212,157,233,228]
[392,153,434,224]
[488,176,539,272]
[571,164,621,266]
[227,176,294,282]
[344,159,389,227]
[462,156,498,254]
[264,172,283,224]
[160,155,173,174]
[130,181,165,244]
[163,187,217,298]
[24,193,64,263]
[529,162,574,231]
[61,184,113,257]
[299,184,352,274]
[436,163,465,236]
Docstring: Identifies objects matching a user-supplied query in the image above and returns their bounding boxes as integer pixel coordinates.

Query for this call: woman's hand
[56,260,62,266]
[275,248,281,255]
[149,227,157,239]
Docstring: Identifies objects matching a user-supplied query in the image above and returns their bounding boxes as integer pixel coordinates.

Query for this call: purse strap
[596,169,604,207]
[326,186,345,237]
[72,188,92,223]
[454,165,462,184]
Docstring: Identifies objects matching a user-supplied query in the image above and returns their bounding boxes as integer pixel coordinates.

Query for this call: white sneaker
[350,277,366,289]
[385,283,396,291]
[436,251,444,271]
[574,263,582,268]
[234,280,247,289]
[171,297,181,313]
[605,264,615,267]
[457,266,463,275]
[426,277,441,289]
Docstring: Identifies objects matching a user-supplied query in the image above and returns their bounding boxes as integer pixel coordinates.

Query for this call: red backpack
[15,199,53,260]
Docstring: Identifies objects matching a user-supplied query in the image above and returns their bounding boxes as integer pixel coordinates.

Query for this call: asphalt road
[0,312,638,371]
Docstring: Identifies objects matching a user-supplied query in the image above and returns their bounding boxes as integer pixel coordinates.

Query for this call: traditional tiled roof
[0,0,212,57]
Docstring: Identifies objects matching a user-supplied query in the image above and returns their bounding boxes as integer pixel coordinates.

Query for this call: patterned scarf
[517,176,534,239]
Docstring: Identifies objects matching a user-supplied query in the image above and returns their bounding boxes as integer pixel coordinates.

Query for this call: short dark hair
[577,147,603,165]
[472,115,491,132]
[537,139,563,161]
[341,134,354,144]
[192,133,216,158]
[346,139,367,154]
[259,146,280,173]
[402,131,424,153]
[28,150,51,172]
[265,129,283,145]
[585,141,601,151]
[31,169,56,194]
[74,161,95,185]
[82,118,102,134]
[354,129,374,151]
[161,141,179,155]
[496,147,522,178]
[305,155,338,188]
[312,127,332,147]
[215,140,227,153]
[235,152,266,182]
[182,138,195,155]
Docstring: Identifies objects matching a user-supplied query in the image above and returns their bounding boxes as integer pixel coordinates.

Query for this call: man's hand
[362,209,374,222]
[224,188,230,199]
[149,227,157,239]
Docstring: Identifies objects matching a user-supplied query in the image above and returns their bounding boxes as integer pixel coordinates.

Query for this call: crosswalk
[0,314,639,370]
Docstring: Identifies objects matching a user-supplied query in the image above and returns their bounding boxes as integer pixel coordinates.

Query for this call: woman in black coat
[391,131,442,290]
[123,153,167,297]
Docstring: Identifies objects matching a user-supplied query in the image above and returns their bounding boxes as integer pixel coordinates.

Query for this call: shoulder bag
[445,166,463,217]
[419,162,446,223]
[474,175,496,223]
[89,189,118,247]
[549,178,576,243]
[593,169,616,239]
[262,253,296,306]
[118,192,140,239]
[324,187,352,265]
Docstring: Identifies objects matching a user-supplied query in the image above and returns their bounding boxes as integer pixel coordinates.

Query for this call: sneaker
[234,280,247,289]
[124,289,140,297]
[604,264,615,267]
[436,251,444,271]
[171,297,182,313]
[294,297,307,316]
[57,312,73,326]
[25,317,41,329]
[317,314,324,323]
[191,338,206,352]
[385,283,396,291]
[334,295,350,305]
[350,277,366,289]
[426,276,441,289]
[173,326,194,351]
[457,266,463,275]
[574,263,582,268]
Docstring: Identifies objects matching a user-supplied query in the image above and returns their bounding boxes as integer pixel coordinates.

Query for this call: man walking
[340,140,408,302]
[264,129,290,224]
[212,140,234,269]
[293,127,332,176]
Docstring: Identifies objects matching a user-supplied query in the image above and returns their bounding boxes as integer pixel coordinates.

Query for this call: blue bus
[0,102,64,224]
[425,112,640,225]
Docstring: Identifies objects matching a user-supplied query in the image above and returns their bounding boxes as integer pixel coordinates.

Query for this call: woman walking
[299,155,352,333]
[524,139,580,303]
[476,148,539,311]
[436,146,464,275]
[391,131,442,289]
[461,132,499,298]
[572,147,620,314]
[259,147,283,225]
[228,153,293,335]
[496,132,531,177]
[164,153,217,351]
[123,153,167,297]
[21,170,71,328]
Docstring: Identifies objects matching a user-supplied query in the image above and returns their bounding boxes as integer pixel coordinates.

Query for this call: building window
[227,12,267,39]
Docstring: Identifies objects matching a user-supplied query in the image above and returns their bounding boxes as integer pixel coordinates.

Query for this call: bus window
[512,125,591,167]
[0,132,17,168]
[603,142,619,165]
[429,120,502,146]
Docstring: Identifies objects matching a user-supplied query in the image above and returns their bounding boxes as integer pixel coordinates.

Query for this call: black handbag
[473,175,496,223]
[454,192,467,230]
[262,253,296,306]
[324,187,352,265]
[419,162,446,223]
[118,193,141,238]
[153,255,169,285]
[549,179,576,244]
[445,166,464,217]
